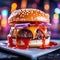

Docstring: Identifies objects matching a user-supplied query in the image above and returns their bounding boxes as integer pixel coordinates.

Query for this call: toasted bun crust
[8,9,50,26]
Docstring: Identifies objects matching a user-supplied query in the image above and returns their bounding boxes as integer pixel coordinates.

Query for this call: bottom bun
[11,37,50,47]
[29,37,50,47]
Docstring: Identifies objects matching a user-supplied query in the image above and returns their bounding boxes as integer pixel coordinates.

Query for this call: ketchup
[7,34,14,47]
[16,38,30,49]
[40,41,58,49]
[7,34,58,49]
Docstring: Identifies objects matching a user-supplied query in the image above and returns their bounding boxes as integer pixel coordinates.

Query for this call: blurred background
[0,0,60,40]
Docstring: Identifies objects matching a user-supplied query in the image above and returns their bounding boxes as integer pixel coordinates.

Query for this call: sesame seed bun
[8,8,50,26]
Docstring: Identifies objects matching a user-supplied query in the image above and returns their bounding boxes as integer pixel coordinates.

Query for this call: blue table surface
[0,40,60,59]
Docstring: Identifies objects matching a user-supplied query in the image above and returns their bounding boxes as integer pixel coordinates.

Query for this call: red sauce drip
[7,35,15,47]
[40,41,58,49]
[49,41,58,46]
[7,35,58,49]
[16,38,30,49]
[41,38,45,48]
[3,40,58,49]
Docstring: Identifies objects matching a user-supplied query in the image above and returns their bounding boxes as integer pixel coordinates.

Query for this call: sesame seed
[34,14,35,15]
[31,11,33,13]
[31,17,33,19]
[27,13,28,15]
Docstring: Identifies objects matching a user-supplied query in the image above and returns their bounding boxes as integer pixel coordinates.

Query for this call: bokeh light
[35,0,40,3]
[0,0,60,39]
[11,3,17,12]
[44,3,50,10]
[1,9,8,17]
[11,3,17,9]
[53,14,59,19]
[52,13,59,30]
[21,0,27,8]
[1,19,7,27]
[0,15,2,20]
[54,8,60,14]
[58,3,60,8]
[31,3,37,8]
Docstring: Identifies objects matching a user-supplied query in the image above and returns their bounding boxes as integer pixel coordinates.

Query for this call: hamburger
[7,9,51,49]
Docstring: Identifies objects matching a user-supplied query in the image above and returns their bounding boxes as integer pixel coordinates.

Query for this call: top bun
[8,8,50,26]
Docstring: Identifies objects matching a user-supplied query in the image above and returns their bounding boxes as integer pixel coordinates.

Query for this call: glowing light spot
[53,14,59,19]
[1,9,8,17]
[11,3,17,12]
[21,0,27,8]
[58,3,60,8]
[0,15,2,20]
[32,3,37,8]
[54,8,60,14]
[11,3,17,9]
[44,4,50,10]
[1,19,7,27]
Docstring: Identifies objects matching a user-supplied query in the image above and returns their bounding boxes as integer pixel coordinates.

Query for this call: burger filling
[17,29,33,39]
[35,30,43,40]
